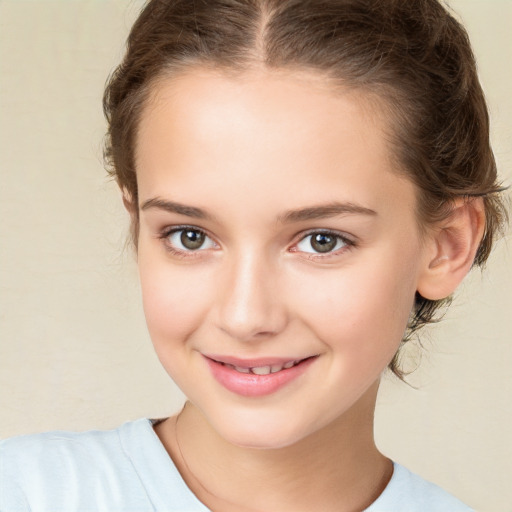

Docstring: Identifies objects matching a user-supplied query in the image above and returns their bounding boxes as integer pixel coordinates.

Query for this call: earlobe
[417,198,486,300]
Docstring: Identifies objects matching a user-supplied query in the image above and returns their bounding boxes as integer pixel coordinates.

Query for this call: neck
[155,381,391,512]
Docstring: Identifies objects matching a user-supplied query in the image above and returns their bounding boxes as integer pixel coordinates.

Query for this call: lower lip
[204,356,317,397]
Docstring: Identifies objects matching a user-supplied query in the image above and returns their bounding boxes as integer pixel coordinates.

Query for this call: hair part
[103,0,508,380]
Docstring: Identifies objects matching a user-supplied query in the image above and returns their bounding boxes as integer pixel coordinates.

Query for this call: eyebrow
[277,202,377,223]
[140,197,216,221]
[140,197,377,223]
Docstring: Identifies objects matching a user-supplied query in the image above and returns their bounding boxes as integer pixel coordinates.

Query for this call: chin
[205,408,324,451]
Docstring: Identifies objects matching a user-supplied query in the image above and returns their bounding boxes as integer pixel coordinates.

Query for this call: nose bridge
[215,246,287,342]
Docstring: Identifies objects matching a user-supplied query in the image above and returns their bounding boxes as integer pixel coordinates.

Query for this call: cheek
[288,255,418,360]
[138,256,214,346]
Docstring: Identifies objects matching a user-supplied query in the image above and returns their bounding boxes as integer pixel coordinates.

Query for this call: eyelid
[157,225,355,260]
[158,224,219,255]
[289,229,356,258]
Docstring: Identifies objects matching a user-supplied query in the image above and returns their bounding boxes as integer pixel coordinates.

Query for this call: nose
[214,250,288,342]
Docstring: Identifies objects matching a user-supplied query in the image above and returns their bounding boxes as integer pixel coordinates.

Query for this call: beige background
[0,1,510,510]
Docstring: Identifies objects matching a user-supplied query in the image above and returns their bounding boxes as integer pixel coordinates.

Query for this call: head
[103,0,506,381]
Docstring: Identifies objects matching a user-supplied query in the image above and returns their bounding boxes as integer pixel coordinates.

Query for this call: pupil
[181,230,204,250]
[311,233,336,253]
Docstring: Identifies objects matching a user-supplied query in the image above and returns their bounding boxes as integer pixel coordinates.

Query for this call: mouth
[203,354,318,397]
[212,357,313,375]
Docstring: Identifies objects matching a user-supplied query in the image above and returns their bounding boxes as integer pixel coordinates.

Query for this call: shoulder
[1,420,124,462]
[0,419,137,478]
[0,418,156,511]
[366,462,474,512]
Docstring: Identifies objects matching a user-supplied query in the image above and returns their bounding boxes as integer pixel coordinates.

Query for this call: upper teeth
[224,360,300,375]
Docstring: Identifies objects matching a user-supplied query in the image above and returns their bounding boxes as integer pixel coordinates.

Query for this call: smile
[203,355,318,397]
[221,359,302,375]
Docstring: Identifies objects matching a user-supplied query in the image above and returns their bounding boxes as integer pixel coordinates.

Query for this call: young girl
[0,0,508,511]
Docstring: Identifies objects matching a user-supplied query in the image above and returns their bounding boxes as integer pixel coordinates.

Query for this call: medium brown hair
[103,0,507,379]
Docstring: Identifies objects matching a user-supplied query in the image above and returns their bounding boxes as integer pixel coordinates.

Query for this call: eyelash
[157,225,217,260]
[291,229,355,260]
[157,225,356,260]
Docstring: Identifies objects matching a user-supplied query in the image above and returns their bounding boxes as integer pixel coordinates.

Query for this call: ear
[120,188,140,250]
[417,198,486,300]
[121,188,137,218]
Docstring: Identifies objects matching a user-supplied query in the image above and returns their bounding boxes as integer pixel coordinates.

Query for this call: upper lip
[203,354,315,369]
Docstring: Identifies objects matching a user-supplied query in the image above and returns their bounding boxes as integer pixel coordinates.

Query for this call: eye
[164,227,217,252]
[295,231,349,254]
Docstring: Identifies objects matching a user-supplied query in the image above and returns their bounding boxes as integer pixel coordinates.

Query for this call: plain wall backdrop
[0,1,511,510]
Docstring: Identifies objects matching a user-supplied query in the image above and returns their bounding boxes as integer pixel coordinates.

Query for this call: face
[135,68,429,449]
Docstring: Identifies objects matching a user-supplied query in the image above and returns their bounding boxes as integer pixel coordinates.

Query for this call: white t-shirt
[0,418,473,512]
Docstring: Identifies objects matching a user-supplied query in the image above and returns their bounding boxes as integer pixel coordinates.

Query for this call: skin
[131,68,484,512]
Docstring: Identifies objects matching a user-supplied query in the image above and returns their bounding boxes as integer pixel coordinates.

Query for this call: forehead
[135,67,417,223]
[137,67,387,164]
